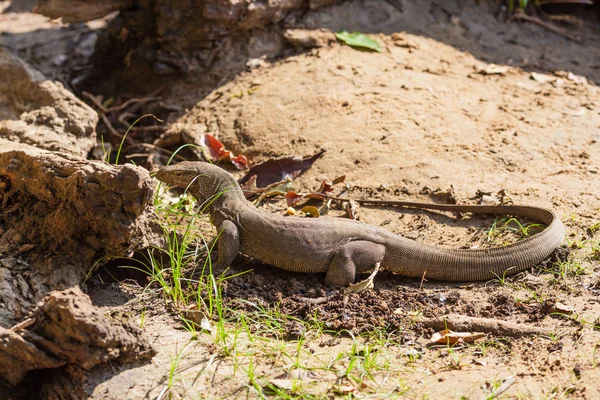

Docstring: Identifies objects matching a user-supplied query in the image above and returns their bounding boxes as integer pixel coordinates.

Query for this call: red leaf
[285,191,303,207]
[231,154,249,170]
[316,180,333,194]
[200,134,248,170]
[200,134,230,161]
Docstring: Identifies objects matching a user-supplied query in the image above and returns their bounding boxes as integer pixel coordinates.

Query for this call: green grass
[117,178,250,340]
[508,0,528,11]
[485,216,544,246]
[115,114,162,164]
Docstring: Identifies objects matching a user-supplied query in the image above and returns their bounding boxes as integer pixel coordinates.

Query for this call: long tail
[327,196,566,281]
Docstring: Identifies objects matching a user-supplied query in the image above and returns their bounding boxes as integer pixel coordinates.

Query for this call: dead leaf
[345,199,359,220]
[267,369,314,392]
[429,329,485,345]
[316,180,334,194]
[332,175,346,185]
[285,191,304,207]
[200,316,212,332]
[552,302,576,315]
[268,378,294,391]
[231,154,249,170]
[316,175,346,194]
[480,195,499,206]
[181,304,212,331]
[241,175,259,199]
[238,150,326,188]
[17,244,34,253]
[255,180,294,205]
[346,263,381,293]
[199,133,248,170]
[305,192,325,200]
[333,385,357,395]
[318,199,332,216]
[302,206,320,217]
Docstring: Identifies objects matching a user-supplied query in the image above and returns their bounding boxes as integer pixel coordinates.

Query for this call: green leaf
[335,31,382,52]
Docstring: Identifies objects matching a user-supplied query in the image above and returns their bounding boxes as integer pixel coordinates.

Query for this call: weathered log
[0,140,161,386]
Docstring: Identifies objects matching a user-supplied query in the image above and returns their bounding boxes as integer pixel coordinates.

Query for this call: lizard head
[155,161,242,204]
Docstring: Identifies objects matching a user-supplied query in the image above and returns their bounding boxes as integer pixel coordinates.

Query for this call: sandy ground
[2,0,600,398]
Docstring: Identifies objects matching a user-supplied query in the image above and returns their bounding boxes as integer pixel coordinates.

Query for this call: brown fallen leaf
[238,150,325,188]
[332,175,346,185]
[268,378,294,391]
[333,385,357,395]
[316,175,346,194]
[429,329,485,345]
[345,199,359,220]
[551,302,576,315]
[285,191,304,207]
[241,174,259,199]
[305,192,325,200]
[255,180,294,205]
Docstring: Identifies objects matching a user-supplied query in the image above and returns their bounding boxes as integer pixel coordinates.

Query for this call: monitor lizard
[156,162,565,290]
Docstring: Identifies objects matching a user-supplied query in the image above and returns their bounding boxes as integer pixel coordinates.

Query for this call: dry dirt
[2,0,600,399]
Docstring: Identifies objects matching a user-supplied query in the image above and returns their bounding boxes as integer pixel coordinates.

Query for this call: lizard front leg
[209,220,240,271]
[325,241,386,288]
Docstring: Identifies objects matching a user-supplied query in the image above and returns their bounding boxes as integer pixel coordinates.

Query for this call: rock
[35,0,135,23]
[1,287,154,386]
[0,48,98,158]
[284,29,336,48]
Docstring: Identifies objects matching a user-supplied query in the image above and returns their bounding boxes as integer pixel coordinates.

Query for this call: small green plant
[114,114,162,164]
[508,0,528,11]
[156,341,194,399]
[590,241,600,261]
[515,283,546,304]
[246,359,264,398]
[473,338,508,357]
[139,307,147,328]
[549,259,587,280]
[486,216,543,246]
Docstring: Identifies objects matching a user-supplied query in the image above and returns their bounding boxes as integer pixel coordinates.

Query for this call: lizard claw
[345,262,381,294]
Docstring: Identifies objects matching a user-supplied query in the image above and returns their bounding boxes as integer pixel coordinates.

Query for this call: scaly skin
[156,162,566,286]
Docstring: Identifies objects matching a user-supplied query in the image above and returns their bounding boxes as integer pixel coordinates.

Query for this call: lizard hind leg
[324,241,386,287]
